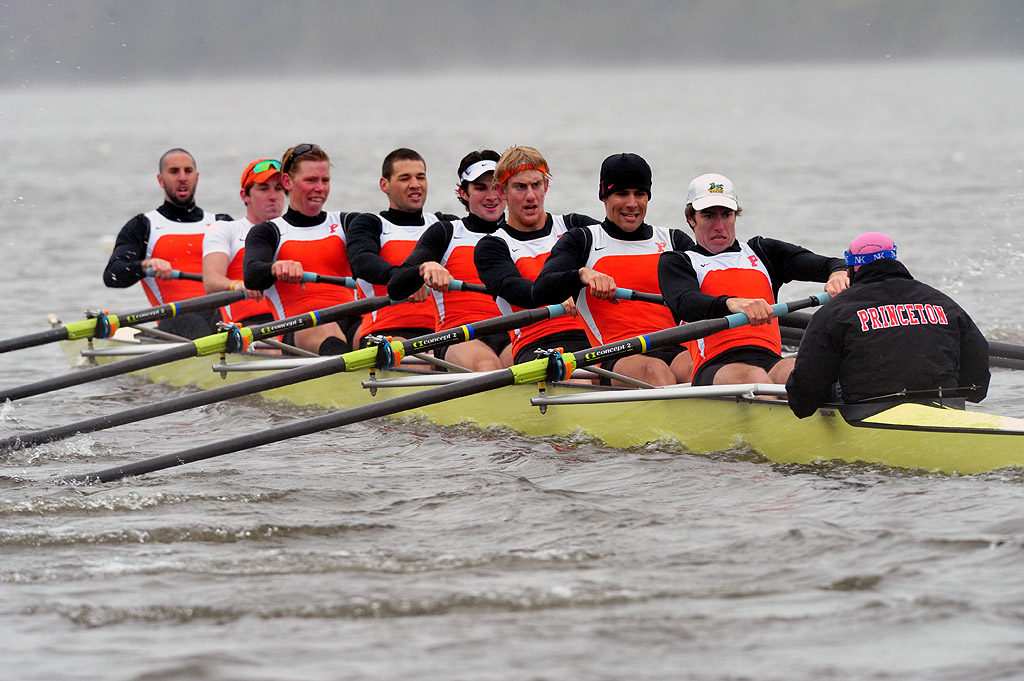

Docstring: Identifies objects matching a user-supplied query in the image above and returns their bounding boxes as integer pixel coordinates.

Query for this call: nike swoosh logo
[700,262,710,267]
[594,246,607,251]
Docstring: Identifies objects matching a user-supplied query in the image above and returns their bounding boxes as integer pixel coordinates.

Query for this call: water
[2,60,1024,681]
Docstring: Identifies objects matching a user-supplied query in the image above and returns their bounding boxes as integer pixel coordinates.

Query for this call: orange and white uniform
[683,243,780,373]
[533,220,693,345]
[475,214,593,360]
[203,218,275,322]
[242,210,354,319]
[346,210,444,337]
[658,235,847,375]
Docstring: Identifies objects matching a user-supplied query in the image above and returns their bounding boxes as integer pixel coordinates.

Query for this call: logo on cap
[708,183,724,193]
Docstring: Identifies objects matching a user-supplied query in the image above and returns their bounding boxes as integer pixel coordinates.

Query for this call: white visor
[460,160,497,183]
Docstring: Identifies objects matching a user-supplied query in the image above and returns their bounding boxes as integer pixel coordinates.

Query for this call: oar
[0,296,393,403]
[62,294,828,484]
[4,304,569,451]
[613,288,664,304]
[300,272,358,288]
[0,290,245,354]
[302,271,491,295]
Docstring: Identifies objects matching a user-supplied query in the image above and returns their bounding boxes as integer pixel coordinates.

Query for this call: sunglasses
[282,143,320,174]
[242,159,282,188]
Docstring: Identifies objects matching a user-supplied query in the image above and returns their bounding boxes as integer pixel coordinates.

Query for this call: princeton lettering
[855,303,948,331]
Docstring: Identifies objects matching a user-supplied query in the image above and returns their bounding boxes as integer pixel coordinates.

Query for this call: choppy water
[2,60,1024,681]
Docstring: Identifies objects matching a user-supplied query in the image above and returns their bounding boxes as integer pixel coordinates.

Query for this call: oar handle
[614,288,664,304]
[724,294,831,329]
[448,280,489,294]
[145,268,203,282]
[300,272,358,288]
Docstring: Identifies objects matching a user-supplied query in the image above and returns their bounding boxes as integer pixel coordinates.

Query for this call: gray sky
[3,0,1023,86]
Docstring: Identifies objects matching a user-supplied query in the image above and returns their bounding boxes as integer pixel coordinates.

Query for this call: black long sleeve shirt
[346,209,457,285]
[474,213,598,308]
[242,208,354,291]
[657,236,845,323]
[532,220,694,305]
[386,213,503,299]
[103,201,231,288]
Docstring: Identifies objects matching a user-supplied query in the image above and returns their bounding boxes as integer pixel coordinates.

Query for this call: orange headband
[496,162,549,185]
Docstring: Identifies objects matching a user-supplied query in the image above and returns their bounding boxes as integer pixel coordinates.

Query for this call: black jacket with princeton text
[785,258,990,417]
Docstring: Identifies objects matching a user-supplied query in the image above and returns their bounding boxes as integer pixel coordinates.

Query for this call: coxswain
[201,158,284,326]
[242,144,357,355]
[786,232,989,417]
[473,145,595,366]
[532,153,694,386]
[347,148,456,345]
[658,173,849,387]
[387,150,511,371]
[103,148,232,338]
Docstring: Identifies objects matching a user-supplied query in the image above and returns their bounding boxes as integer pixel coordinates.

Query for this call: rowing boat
[58,336,1024,475]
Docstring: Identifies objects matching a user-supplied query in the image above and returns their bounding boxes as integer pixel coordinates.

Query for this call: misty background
[3,0,1024,86]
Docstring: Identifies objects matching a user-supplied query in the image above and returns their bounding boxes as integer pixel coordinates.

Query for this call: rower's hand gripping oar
[300,272,358,288]
[0,289,245,355]
[3,304,569,452]
[144,267,204,282]
[61,294,828,484]
[0,296,394,403]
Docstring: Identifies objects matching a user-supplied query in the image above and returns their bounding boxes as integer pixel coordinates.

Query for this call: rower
[386,150,512,372]
[532,153,694,386]
[242,144,357,355]
[658,172,849,387]
[346,148,456,345]
[473,145,595,366]
[201,158,284,327]
[785,232,990,417]
[103,148,232,338]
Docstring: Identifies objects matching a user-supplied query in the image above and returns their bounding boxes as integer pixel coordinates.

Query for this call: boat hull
[60,339,1024,474]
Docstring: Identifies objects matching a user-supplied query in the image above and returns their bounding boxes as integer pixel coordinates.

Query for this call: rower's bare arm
[579,267,616,300]
[202,253,233,293]
[203,253,264,300]
[726,297,774,325]
[419,262,451,291]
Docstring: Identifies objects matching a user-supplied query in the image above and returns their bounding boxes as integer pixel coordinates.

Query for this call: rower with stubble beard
[103,147,232,338]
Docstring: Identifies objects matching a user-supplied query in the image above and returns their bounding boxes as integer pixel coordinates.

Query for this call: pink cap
[846,232,897,271]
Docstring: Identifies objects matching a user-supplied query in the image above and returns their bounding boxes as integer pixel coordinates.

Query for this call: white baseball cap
[686,173,738,211]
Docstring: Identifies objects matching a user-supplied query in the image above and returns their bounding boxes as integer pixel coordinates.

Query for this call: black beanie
[599,153,652,199]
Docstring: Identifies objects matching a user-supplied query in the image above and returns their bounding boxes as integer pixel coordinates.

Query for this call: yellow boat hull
[61,340,1024,475]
